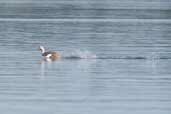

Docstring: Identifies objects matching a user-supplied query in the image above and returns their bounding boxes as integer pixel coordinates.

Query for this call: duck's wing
[42,51,55,57]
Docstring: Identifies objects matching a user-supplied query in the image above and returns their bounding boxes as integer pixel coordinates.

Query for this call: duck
[39,46,61,61]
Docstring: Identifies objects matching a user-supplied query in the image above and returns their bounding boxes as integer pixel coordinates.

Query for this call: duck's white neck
[40,46,45,54]
[41,49,45,54]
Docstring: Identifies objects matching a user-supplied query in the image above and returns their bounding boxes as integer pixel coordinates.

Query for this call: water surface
[0,0,171,114]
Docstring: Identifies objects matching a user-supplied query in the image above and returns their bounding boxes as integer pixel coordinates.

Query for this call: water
[0,0,171,114]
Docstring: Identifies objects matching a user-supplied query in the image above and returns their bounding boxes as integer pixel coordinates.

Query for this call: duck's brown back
[50,52,61,61]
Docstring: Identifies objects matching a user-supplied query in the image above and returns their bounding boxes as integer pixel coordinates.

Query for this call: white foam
[63,50,97,59]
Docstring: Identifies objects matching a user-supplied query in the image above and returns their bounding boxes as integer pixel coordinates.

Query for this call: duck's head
[39,46,45,54]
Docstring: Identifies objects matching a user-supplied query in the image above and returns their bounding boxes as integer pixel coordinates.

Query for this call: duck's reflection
[40,58,60,79]
[40,60,45,78]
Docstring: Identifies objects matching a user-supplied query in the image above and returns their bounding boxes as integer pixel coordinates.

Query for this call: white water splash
[62,50,97,59]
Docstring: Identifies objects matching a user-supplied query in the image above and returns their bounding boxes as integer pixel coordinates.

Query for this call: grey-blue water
[0,0,171,114]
